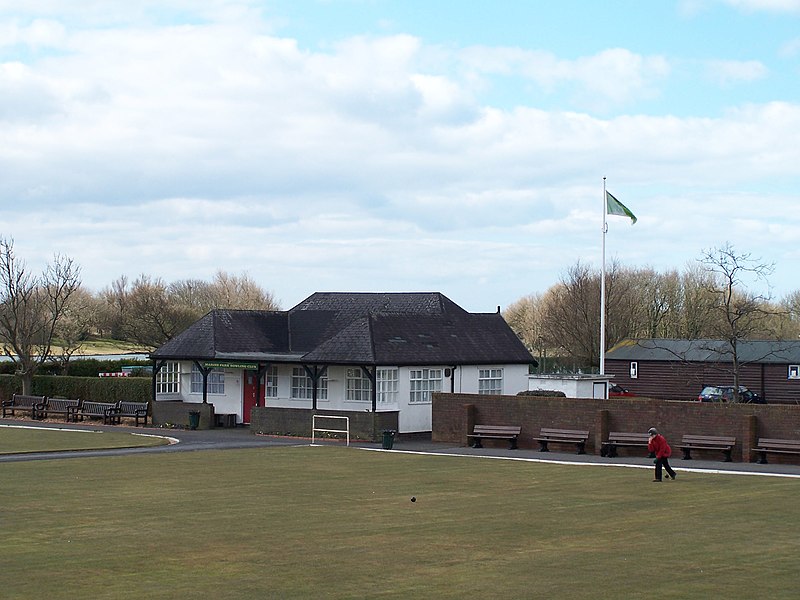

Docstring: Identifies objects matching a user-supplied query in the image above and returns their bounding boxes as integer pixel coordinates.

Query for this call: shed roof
[606,338,800,364]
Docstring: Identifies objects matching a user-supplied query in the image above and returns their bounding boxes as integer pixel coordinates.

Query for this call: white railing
[311,414,350,446]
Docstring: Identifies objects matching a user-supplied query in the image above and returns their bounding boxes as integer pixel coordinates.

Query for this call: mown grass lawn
[0,425,169,454]
[1,445,798,599]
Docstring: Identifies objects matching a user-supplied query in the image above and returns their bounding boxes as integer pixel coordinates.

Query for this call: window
[409,368,442,403]
[265,366,278,397]
[346,368,372,402]
[291,367,327,400]
[630,361,638,379]
[190,364,225,394]
[789,365,800,380]
[377,368,399,404]
[156,362,180,394]
[478,368,503,394]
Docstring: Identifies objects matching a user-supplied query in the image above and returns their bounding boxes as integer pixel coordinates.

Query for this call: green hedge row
[0,375,151,403]
[0,358,152,377]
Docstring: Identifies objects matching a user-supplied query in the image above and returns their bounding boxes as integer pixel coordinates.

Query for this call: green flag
[606,191,637,224]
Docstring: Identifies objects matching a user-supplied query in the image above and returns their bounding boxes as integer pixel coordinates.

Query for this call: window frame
[376,367,399,404]
[478,368,504,395]
[190,364,225,395]
[409,368,443,404]
[265,365,278,397]
[156,361,180,394]
[345,367,372,402]
[291,367,328,401]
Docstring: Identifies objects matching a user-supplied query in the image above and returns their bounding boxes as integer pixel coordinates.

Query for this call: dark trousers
[655,457,676,480]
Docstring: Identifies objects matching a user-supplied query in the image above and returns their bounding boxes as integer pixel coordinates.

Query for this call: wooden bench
[679,434,736,462]
[467,424,521,450]
[69,401,118,425]
[2,394,47,419]
[38,398,80,420]
[600,432,655,458]
[534,427,589,454]
[114,401,149,426]
[751,438,800,465]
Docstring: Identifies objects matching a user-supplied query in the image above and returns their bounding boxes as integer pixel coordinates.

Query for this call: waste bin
[188,411,201,430]
[382,430,396,450]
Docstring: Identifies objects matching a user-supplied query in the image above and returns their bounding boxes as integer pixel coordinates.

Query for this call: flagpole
[600,177,607,379]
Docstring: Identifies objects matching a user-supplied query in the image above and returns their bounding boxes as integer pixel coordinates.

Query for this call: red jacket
[648,434,672,459]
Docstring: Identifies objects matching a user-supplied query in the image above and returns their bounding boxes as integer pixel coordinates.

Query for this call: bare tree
[540,262,601,369]
[206,270,279,311]
[0,237,81,394]
[503,293,549,370]
[52,287,101,373]
[698,242,777,399]
[112,275,197,350]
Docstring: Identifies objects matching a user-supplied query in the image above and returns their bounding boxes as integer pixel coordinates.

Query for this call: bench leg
[723,449,732,462]
[608,444,618,458]
[538,441,549,452]
[472,437,483,449]
[508,438,518,450]
[576,442,586,455]
[757,451,768,465]
[682,448,692,460]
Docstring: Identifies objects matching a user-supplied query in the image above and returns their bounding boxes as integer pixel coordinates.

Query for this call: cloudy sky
[2,1,799,312]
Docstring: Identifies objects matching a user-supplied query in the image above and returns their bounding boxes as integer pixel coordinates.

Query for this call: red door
[243,371,261,424]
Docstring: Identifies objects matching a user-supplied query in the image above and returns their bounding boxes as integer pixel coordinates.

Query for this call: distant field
[0,426,168,454]
[66,338,150,355]
[2,338,148,359]
[1,445,798,599]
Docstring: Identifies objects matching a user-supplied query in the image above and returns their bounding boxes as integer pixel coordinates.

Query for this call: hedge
[0,374,151,403]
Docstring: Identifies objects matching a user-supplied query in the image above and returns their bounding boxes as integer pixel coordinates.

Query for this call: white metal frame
[311,414,350,446]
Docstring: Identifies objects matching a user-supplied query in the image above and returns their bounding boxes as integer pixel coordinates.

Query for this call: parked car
[609,383,636,397]
[697,385,764,404]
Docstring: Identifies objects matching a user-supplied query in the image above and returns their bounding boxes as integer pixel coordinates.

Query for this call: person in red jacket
[647,427,677,482]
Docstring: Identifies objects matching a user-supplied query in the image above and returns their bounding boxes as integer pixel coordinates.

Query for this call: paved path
[2,419,800,478]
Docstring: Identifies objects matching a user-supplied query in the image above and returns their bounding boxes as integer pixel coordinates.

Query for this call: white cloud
[459,46,670,110]
[722,0,800,13]
[779,37,800,57]
[705,59,768,86]
[1,5,799,309]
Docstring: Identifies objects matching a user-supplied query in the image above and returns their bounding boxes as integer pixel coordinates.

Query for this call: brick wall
[250,407,399,442]
[152,401,215,429]
[432,393,800,463]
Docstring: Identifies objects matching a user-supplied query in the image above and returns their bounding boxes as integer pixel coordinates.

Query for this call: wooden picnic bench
[534,427,589,454]
[69,401,119,425]
[600,431,655,458]
[467,424,521,449]
[2,394,47,419]
[38,398,80,420]
[679,434,736,462]
[114,401,149,426]
[751,438,800,465]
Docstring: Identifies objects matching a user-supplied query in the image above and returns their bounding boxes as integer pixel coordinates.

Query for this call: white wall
[156,361,531,432]
[527,374,612,399]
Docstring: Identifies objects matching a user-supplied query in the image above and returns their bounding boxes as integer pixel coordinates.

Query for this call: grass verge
[0,425,169,454]
[0,446,798,599]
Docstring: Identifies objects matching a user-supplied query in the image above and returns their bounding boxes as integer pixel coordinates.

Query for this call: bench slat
[2,395,47,419]
[468,424,520,450]
[679,434,736,462]
[752,438,800,464]
[601,432,653,458]
[534,428,589,455]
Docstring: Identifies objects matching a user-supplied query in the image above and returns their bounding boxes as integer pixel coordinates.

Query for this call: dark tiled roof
[152,292,534,366]
[606,338,800,364]
[151,311,289,360]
